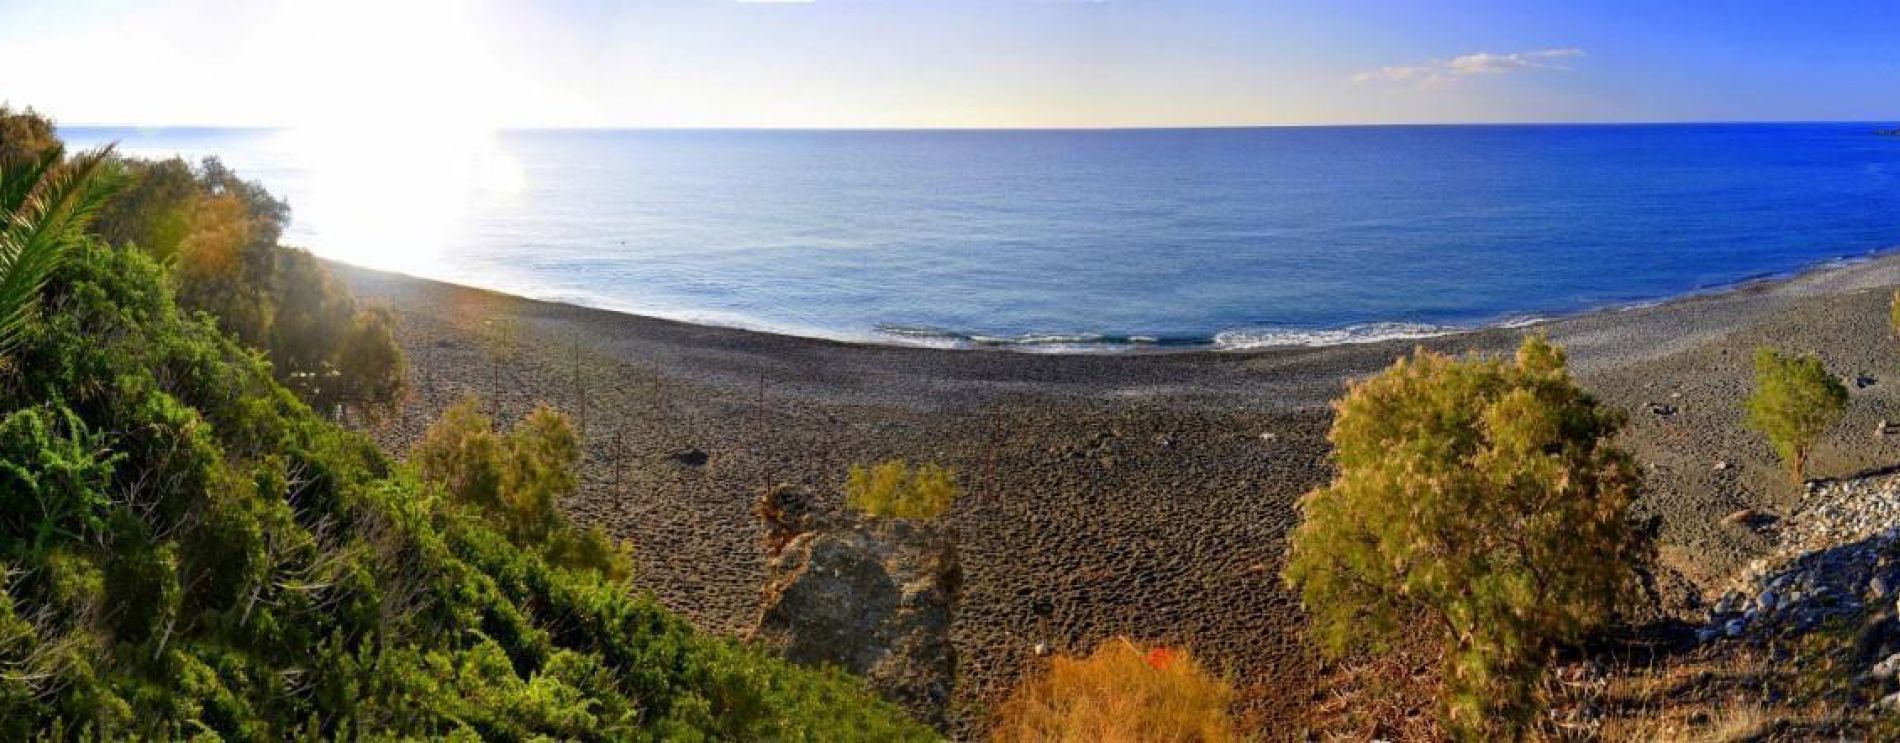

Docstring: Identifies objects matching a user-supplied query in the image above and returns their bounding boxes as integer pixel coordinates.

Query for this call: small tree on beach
[1283,336,1650,740]
[1745,347,1847,483]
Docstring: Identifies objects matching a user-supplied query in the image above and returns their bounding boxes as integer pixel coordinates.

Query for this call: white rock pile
[1696,474,1900,643]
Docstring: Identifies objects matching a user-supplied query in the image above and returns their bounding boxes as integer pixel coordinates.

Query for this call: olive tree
[1283,336,1650,740]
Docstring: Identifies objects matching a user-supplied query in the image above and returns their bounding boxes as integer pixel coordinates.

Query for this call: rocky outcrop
[1695,474,1900,642]
[751,485,962,729]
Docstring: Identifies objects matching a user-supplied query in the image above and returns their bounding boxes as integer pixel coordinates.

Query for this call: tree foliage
[86,148,406,418]
[845,459,959,519]
[994,638,1237,743]
[1282,337,1651,740]
[0,105,60,165]
[1744,347,1847,483]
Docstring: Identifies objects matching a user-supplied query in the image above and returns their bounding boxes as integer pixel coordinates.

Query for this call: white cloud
[1354,48,1584,87]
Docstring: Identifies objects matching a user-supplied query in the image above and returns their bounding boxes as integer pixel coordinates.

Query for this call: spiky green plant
[0,144,121,356]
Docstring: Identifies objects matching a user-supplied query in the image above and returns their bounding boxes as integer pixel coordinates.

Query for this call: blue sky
[3,0,1897,128]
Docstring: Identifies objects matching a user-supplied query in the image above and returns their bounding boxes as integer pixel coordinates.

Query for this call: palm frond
[0,144,64,217]
[0,144,124,355]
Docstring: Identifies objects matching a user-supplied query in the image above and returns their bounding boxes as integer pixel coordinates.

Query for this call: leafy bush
[845,459,959,519]
[416,397,632,582]
[994,637,1237,742]
[1283,337,1650,740]
[1745,347,1847,483]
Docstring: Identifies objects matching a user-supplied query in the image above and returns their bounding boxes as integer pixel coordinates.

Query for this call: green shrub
[1745,347,1847,483]
[1283,337,1650,740]
[331,304,407,415]
[845,459,959,519]
[416,397,632,582]
[0,406,119,559]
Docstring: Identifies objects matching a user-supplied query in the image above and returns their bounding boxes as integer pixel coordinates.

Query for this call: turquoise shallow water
[62,124,1900,350]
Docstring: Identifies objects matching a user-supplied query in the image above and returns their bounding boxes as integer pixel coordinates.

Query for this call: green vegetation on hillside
[1745,347,1848,483]
[45,108,406,420]
[1283,337,1653,740]
[415,397,633,581]
[0,112,932,739]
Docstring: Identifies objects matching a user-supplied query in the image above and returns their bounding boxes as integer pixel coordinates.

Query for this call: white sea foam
[1211,322,1454,350]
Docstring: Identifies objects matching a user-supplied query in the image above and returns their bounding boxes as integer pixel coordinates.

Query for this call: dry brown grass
[1606,700,1770,743]
[993,637,1237,743]
[1301,640,1444,741]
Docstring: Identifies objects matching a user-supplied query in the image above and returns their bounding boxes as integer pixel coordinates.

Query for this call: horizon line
[53,118,1900,133]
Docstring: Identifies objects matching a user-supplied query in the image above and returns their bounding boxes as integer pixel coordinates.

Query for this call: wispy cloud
[1354,48,1584,87]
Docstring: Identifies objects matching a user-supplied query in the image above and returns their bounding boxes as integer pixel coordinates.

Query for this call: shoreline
[335,250,1900,738]
[331,243,1900,356]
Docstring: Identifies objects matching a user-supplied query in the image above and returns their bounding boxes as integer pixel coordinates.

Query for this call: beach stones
[1871,653,1900,681]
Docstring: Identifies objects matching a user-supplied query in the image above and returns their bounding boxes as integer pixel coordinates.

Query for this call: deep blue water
[61,124,1900,350]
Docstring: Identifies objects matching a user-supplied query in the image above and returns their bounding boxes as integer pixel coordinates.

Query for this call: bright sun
[255,0,525,273]
[272,126,523,273]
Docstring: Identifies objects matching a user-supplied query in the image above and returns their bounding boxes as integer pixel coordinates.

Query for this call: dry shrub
[994,637,1237,743]
[845,459,957,519]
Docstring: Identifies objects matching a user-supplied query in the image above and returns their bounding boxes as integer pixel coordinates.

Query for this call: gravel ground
[335,250,1900,739]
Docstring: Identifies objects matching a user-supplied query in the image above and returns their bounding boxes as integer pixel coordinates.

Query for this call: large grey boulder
[751,486,962,729]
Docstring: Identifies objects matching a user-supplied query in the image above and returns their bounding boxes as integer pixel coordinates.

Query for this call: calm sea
[60,124,1900,350]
